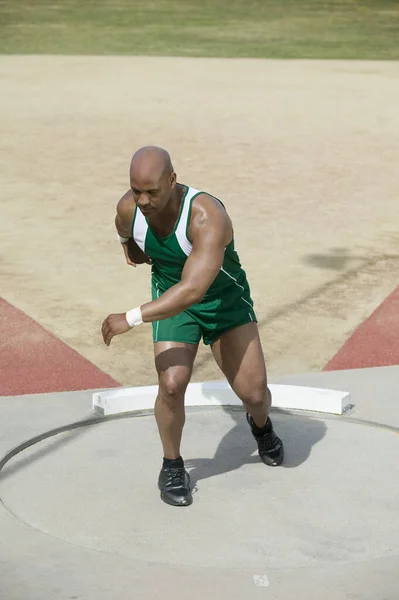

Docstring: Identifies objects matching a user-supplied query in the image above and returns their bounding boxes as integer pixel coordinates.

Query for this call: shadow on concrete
[192,249,399,376]
[186,407,327,488]
[0,406,328,503]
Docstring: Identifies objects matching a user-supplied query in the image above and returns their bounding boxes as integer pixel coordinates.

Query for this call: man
[101,146,284,507]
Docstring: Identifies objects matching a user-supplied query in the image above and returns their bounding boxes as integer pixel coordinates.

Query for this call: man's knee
[239,378,269,407]
[158,371,190,406]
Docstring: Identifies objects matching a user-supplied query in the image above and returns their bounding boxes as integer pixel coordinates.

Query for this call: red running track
[1,285,398,396]
[324,285,399,371]
[0,298,120,396]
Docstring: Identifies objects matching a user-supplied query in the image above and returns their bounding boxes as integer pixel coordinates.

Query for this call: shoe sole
[259,451,284,467]
[160,491,193,507]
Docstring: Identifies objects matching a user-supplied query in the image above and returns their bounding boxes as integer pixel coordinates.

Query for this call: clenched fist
[101,313,132,346]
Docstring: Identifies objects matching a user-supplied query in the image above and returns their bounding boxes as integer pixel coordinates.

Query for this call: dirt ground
[1,56,398,387]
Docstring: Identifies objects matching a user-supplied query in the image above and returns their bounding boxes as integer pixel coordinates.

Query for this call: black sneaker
[158,466,193,507]
[246,414,284,466]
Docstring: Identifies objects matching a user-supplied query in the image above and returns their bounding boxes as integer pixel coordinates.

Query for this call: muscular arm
[115,190,150,266]
[115,190,134,238]
[140,195,232,323]
[101,195,232,346]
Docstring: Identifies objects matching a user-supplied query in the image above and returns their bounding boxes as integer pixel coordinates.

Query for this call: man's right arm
[115,191,151,266]
[115,190,134,239]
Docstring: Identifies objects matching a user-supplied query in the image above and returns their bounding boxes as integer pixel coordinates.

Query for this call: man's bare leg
[154,341,198,458]
[211,322,283,466]
[154,341,198,505]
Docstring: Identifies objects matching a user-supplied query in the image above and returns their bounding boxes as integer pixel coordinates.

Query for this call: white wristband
[126,306,143,327]
[117,233,129,243]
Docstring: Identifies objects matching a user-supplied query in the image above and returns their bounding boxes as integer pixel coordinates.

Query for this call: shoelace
[257,430,281,453]
[165,467,189,486]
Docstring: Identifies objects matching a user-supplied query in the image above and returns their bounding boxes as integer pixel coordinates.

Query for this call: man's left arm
[141,216,227,322]
[101,200,230,346]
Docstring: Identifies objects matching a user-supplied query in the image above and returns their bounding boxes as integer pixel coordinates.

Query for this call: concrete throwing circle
[1,409,398,570]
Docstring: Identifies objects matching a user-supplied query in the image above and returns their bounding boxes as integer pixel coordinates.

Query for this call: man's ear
[170,172,177,189]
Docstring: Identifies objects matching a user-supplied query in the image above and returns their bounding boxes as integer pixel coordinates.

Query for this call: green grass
[1,0,398,59]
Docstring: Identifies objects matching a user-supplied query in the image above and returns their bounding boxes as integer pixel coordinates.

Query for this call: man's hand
[122,242,138,267]
[122,239,152,268]
[101,313,132,346]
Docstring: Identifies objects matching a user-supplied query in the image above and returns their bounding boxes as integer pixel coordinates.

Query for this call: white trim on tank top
[175,186,201,256]
[133,186,199,255]
[132,207,148,253]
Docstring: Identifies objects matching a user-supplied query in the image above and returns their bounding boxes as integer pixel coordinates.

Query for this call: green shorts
[151,274,257,346]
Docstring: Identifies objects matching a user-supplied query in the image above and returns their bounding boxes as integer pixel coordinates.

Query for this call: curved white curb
[92,381,351,416]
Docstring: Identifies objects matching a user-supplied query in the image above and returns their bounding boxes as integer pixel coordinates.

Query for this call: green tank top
[131,185,246,300]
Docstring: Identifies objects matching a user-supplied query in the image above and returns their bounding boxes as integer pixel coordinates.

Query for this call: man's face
[130,170,176,216]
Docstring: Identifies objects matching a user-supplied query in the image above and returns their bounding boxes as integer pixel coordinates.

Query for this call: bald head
[130,146,174,183]
[129,146,177,214]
